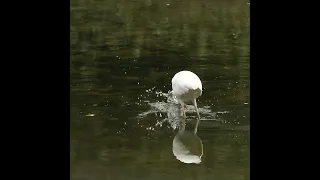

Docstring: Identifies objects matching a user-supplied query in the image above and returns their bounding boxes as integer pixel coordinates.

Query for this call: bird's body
[171,70,202,121]
[172,71,202,103]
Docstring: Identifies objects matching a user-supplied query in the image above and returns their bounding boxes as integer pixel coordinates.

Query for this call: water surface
[71,0,250,179]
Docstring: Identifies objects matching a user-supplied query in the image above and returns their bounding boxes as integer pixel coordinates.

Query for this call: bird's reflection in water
[172,117,203,164]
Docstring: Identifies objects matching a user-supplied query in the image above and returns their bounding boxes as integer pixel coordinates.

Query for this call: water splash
[137,89,228,130]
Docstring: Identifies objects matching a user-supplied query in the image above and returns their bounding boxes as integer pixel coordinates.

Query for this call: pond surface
[70,0,250,179]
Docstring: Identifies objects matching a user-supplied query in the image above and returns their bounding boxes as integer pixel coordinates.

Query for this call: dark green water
[70,0,250,179]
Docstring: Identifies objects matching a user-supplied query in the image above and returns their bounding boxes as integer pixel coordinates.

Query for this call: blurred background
[70,0,250,179]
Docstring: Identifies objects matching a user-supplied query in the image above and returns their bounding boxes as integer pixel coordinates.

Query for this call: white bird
[171,70,202,123]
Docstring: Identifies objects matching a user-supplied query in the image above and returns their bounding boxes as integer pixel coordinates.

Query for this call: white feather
[171,70,202,103]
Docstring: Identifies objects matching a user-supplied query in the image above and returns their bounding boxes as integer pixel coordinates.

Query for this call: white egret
[171,70,202,123]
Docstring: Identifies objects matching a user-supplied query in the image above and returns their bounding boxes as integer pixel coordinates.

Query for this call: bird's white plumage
[171,70,202,103]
